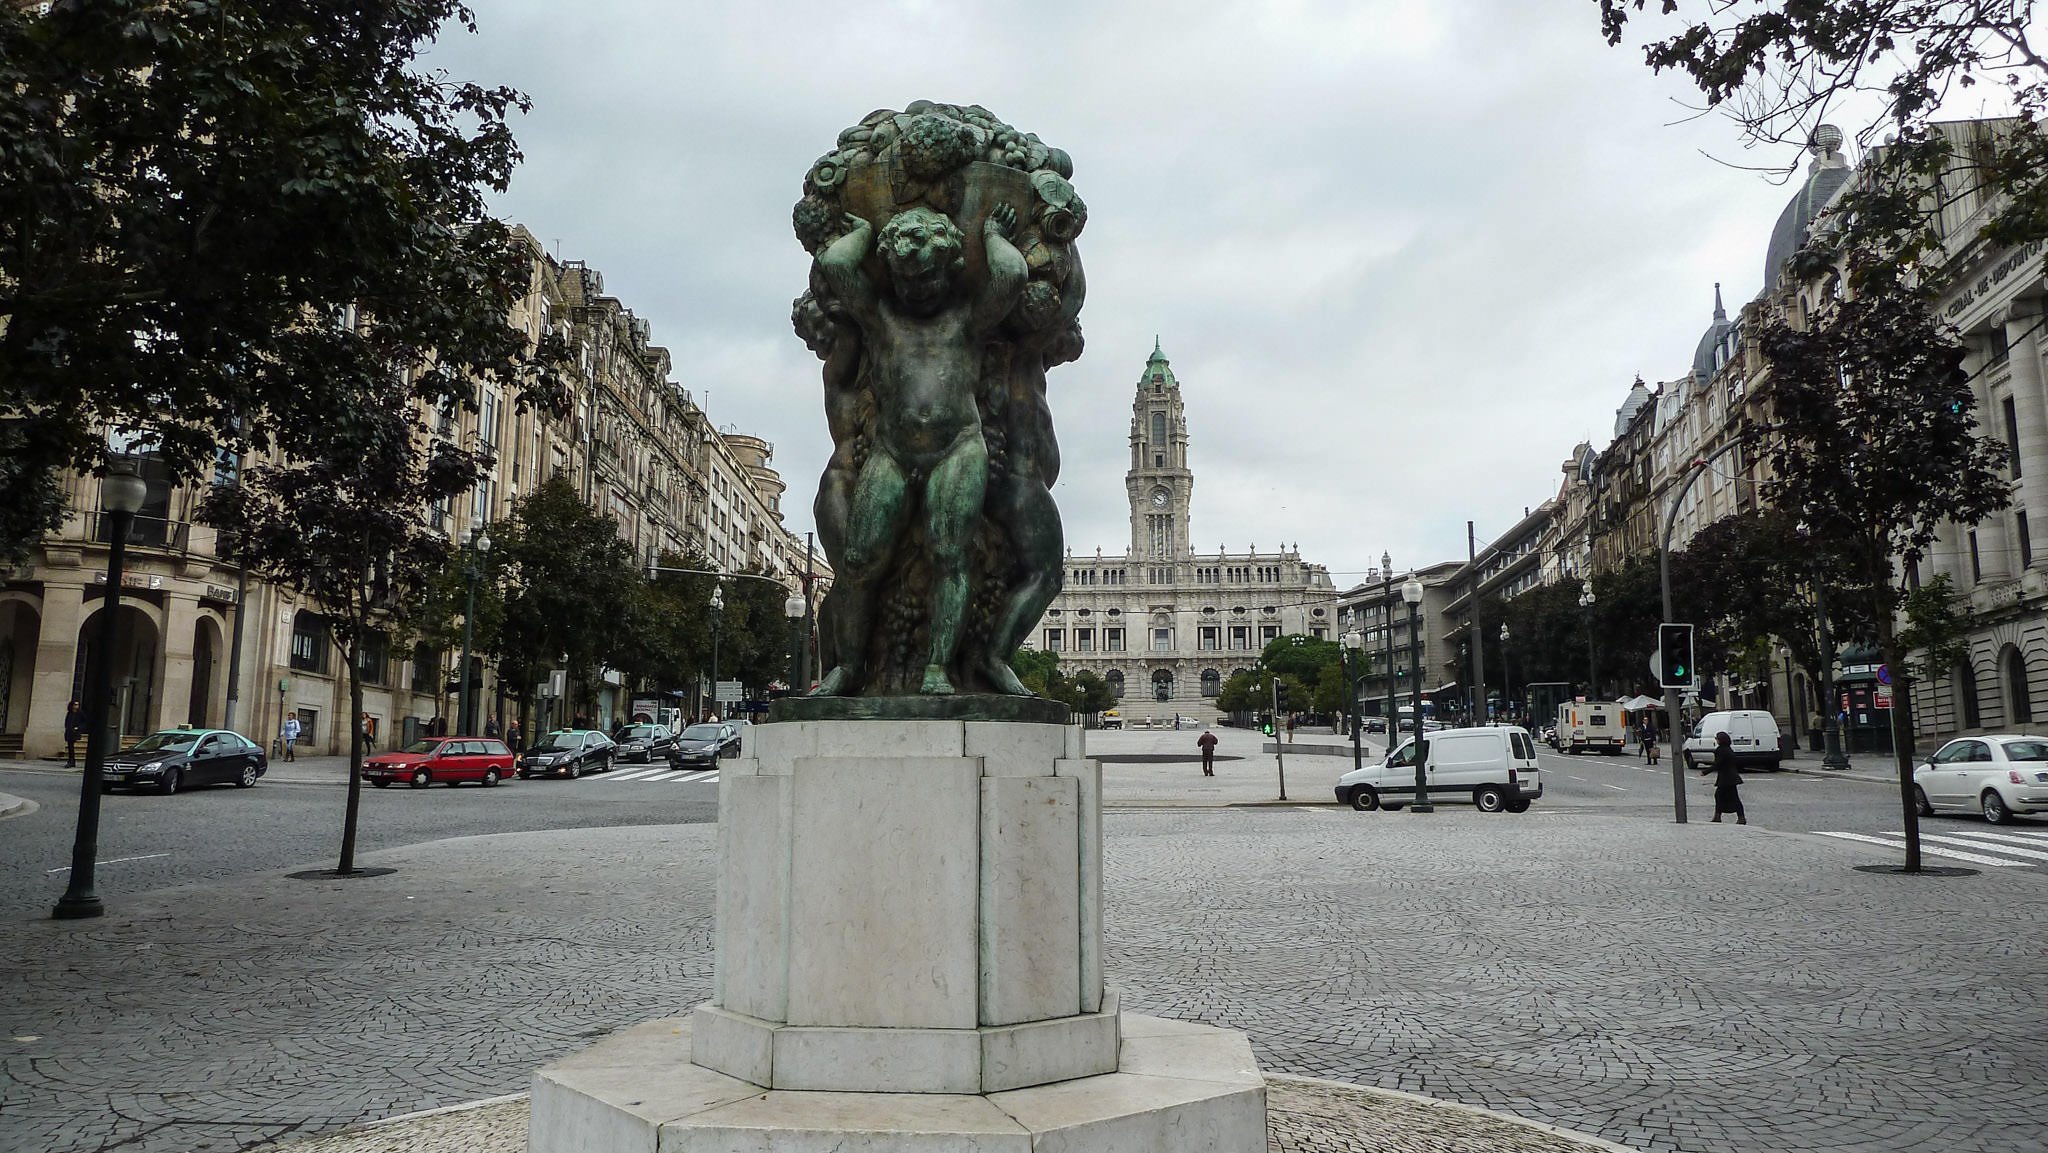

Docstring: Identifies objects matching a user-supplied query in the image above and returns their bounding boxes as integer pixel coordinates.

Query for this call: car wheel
[1474,786,1507,813]
[158,768,181,796]
[371,779,391,788]
[410,768,431,789]
[236,764,259,788]
[1982,789,2014,825]
[566,760,581,780]
[1915,786,1934,817]
[1505,798,1531,813]
[482,768,500,787]
[1349,787,1380,812]
[599,754,612,773]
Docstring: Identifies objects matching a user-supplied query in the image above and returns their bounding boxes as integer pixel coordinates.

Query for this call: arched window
[2004,645,2033,725]
[1152,669,1174,702]
[1955,659,1982,729]
[1105,669,1124,699]
[1200,669,1221,698]
[1150,411,1166,445]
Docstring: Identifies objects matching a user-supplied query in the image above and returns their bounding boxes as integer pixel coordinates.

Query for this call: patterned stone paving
[4,809,2044,1152]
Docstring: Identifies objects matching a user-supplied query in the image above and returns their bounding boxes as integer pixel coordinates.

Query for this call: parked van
[1681,710,1783,770]
[1335,726,1543,813]
[1556,701,1625,755]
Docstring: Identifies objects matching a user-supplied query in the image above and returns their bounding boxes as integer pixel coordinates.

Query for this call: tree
[1011,648,1060,696]
[1313,660,1352,716]
[1053,670,1116,722]
[1,2,558,564]
[495,478,643,728]
[201,381,481,874]
[1896,573,1976,687]
[1259,634,1341,683]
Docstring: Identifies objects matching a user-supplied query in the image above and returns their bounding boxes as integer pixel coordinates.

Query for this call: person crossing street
[1197,728,1218,776]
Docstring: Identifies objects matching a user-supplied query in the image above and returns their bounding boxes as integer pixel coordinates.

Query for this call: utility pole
[1469,521,1486,724]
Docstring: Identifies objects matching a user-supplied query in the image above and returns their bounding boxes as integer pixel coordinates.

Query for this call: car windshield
[129,731,203,753]
[622,725,660,739]
[2003,739,2048,761]
[403,740,443,754]
[681,724,724,740]
[541,732,583,750]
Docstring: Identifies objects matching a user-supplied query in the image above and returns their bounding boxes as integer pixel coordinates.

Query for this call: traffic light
[1657,623,1695,689]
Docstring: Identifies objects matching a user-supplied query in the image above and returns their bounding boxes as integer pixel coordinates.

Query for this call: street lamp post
[784,591,806,698]
[457,526,492,736]
[1499,623,1513,726]
[1402,575,1433,814]
[54,456,148,920]
[1814,574,1851,770]
[1342,629,1366,772]
[1380,552,1395,754]
[709,583,725,720]
[1578,580,1597,701]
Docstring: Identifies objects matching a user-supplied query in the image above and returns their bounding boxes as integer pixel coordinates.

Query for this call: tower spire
[1712,282,1726,322]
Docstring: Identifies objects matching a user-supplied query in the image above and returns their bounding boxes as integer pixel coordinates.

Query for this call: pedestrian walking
[282,714,301,762]
[505,718,522,752]
[360,712,375,752]
[1702,730,1746,824]
[1285,714,1296,744]
[428,712,447,737]
[1643,723,1660,765]
[63,699,84,768]
[1197,728,1218,776]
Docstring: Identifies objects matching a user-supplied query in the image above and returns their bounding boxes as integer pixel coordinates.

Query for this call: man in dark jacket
[63,700,84,768]
[1197,729,1218,776]
[1701,730,1746,824]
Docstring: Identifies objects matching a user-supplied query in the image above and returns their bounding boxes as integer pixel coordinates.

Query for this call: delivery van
[1335,726,1543,813]
[1556,701,1625,755]
[1681,710,1783,770]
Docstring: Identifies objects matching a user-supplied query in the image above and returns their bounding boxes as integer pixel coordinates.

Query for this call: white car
[1913,734,2048,824]
[1335,726,1543,814]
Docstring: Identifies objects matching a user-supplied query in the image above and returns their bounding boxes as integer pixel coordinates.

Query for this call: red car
[363,737,517,789]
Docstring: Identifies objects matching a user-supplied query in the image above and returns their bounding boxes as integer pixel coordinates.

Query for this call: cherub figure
[812,203,1028,695]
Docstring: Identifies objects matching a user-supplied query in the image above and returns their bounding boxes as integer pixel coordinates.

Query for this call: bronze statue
[791,102,1086,699]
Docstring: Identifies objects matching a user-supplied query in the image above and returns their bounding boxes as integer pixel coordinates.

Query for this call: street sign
[716,680,743,703]
[1876,664,1891,685]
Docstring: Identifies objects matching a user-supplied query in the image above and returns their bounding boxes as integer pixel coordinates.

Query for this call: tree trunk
[338,620,368,874]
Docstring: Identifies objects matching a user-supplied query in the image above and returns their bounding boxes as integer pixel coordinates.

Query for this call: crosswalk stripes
[1813,827,2048,868]
[584,765,722,786]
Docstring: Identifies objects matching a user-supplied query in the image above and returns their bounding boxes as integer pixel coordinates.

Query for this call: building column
[157,593,201,733]
[2007,300,2048,569]
[23,581,83,759]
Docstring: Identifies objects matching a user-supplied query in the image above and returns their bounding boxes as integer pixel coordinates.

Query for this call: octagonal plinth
[529,1013,1266,1153]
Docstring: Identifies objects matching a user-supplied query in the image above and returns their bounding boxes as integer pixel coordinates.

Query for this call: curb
[1265,1073,1643,1152]
[1782,764,1899,786]
[0,791,34,820]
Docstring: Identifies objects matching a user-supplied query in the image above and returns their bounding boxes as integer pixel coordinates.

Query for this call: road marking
[47,852,168,874]
[676,772,718,786]
[1601,783,1628,791]
[596,766,673,782]
[1568,775,1587,782]
[1914,832,2048,861]
[1812,830,2028,867]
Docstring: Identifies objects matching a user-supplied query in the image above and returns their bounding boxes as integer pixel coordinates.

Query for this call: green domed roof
[1139,337,1177,388]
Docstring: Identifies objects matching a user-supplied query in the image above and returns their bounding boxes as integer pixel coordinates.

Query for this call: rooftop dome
[1764,126,1852,287]
[1139,336,1178,389]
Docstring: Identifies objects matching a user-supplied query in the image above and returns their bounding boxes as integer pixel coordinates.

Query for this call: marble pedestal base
[529,1013,1266,1153]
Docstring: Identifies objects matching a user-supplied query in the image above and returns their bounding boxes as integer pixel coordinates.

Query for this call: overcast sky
[426,1,1831,589]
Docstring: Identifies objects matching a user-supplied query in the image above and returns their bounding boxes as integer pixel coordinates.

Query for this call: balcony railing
[87,513,190,552]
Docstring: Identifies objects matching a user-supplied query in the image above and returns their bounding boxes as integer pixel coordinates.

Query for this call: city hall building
[1029,343,1336,724]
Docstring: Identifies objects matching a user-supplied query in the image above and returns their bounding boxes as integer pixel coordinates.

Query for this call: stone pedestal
[528,718,1266,1152]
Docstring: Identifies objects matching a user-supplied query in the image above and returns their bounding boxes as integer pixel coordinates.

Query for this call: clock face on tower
[1151,488,1170,508]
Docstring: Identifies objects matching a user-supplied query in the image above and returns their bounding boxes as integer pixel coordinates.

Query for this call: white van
[1335,726,1543,813]
[1681,710,1783,770]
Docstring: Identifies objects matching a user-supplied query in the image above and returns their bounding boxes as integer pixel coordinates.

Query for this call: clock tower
[1128,339,1193,561]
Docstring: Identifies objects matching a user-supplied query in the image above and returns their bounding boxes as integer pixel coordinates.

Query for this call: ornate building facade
[1028,344,1337,723]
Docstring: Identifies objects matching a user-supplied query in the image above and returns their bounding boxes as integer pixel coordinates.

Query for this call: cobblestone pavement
[245,1077,1633,1153]
[4,809,2043,1152]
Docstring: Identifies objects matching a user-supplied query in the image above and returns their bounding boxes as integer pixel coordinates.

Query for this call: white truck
[1334,726,1544,813]
[1556,701,1626,755]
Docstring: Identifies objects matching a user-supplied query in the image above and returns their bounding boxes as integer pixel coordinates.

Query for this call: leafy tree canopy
[0,1,560,564]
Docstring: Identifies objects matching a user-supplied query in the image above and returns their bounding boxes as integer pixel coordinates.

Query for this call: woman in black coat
[1701,730,1746,824]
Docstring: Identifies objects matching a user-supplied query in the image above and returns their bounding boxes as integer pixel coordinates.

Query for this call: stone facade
[1028,344,1336,724]
[0,226,826,759]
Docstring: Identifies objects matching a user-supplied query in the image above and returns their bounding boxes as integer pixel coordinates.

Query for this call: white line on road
[597,766,672,782]
[47,852,168,874]
[1812,830,2026,866]
[1601,783,1629,791]
[1959,828,2048,845]
[1913,832,2048,861]
[675,773,718,786]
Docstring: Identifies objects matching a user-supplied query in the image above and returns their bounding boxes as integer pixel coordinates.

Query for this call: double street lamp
[1380,552,1396,753]
[709,583,725,719]
[1401,575,1432,814]
[54,455,148,920]
[1341,629,1366,772]
[457,526,492,737]
[1578,579,1597,701]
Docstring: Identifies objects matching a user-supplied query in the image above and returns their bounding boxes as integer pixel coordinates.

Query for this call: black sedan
[517,730,615,779]
[613,723,677,764]
[101,727,268,794]
[665,722,742,768]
